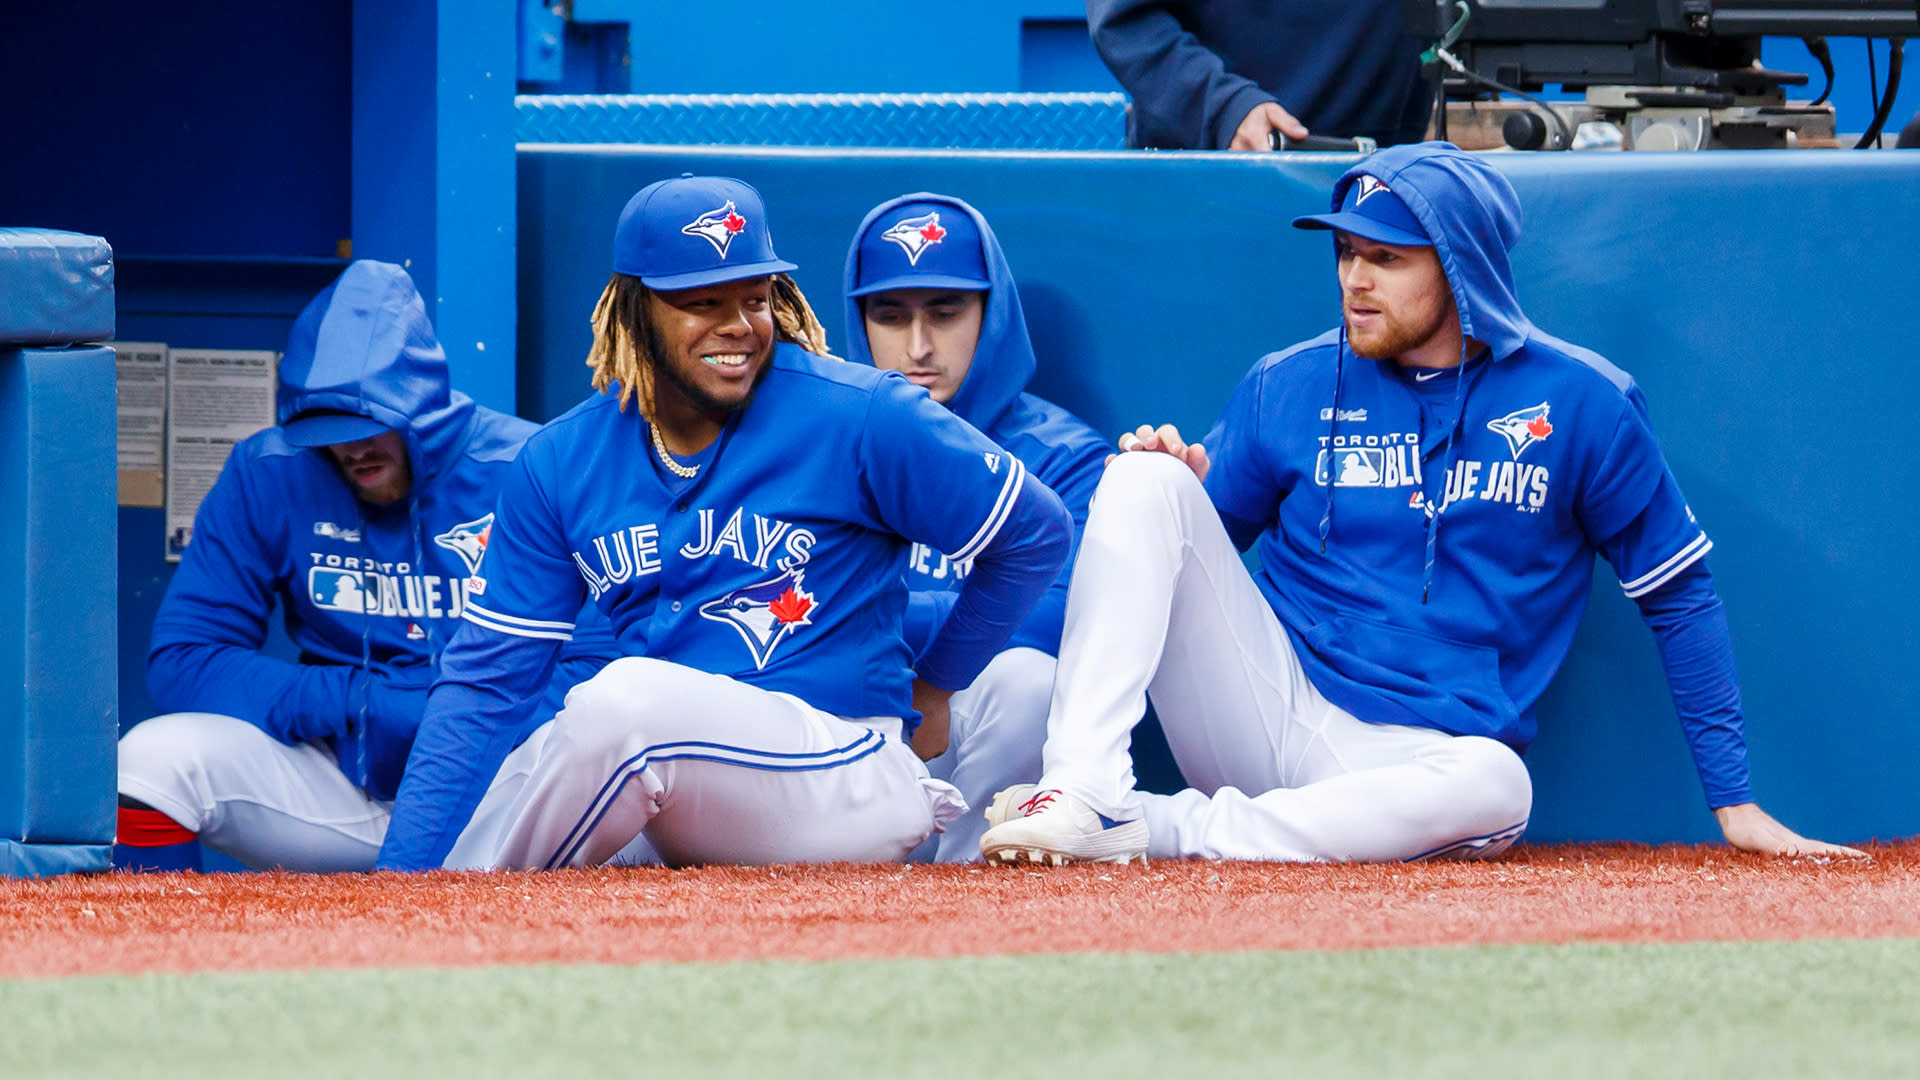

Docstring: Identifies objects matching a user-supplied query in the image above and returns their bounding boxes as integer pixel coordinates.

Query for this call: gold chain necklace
[648,419,700,479]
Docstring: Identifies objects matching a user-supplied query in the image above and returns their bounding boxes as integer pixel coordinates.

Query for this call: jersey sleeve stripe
[949,458,1027,564]
[462,606,575,641]
[1620,533,1713,599]
[463,601,575,632]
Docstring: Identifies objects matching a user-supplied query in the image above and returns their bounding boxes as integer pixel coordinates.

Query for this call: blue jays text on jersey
[379,342,1071,870]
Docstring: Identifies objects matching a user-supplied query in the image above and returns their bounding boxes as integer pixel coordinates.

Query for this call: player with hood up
[980,142,1863,866]
[844,194,1110,862]
[117,261,613,871]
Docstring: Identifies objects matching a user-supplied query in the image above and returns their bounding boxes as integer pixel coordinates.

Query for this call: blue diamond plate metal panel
[516,93,1128,150]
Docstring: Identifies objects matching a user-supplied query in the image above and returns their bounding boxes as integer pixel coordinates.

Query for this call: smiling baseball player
[842,193,1109,862]
[980,141,1864,866]
[375,175,1071,871]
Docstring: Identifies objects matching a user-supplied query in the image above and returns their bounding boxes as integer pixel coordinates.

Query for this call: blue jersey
[1207,145,1741,804]
[843,194,1110,658]
[377,343,1071,869]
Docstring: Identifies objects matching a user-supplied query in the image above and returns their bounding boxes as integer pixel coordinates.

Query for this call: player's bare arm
[1110,423,1209,480]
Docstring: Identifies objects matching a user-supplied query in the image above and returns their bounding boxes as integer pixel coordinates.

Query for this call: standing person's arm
[1087,0,1306,149]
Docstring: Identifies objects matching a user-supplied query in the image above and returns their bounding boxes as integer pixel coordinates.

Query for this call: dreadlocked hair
[586,272,832,413]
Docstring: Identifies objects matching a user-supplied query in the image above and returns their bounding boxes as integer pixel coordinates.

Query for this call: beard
[1344,298,1450,361]
[643,320,770,420]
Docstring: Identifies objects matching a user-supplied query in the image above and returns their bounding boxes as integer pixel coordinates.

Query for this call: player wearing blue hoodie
[844,194,1110,862]
[116,261,612,872]
[981,143,1863,865]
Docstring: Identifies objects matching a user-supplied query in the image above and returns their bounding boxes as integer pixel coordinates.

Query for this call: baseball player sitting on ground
[843,193,1109,862]
[979,142,1864,866]
[374,175,1071,872]
[117,261,614,872]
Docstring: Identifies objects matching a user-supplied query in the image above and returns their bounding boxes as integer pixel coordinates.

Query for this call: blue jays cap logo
[699,566,820,670]
[682,201,749,258]
[1355,176,1390,205]
[879,211,948,266]
[1487,402,1555,460]
[434,513,495,575]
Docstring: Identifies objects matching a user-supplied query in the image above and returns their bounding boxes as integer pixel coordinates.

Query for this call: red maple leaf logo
[476,525,490,551]
[919,221,946,244]
[1527,415,1553,440]
[723,211,746,234]
[768,587,813,625]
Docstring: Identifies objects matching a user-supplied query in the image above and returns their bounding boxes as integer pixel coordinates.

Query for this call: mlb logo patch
[1315,448,1386,487]
[309,568,371,613]
[682,201,748,258]
[880,211,947,266]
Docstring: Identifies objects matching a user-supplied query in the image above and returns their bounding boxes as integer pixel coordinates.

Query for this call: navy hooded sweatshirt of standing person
[1089,0,1431,150]
[843,193,1111,659]
[1201,143,1753,809]
[143,261,614,802]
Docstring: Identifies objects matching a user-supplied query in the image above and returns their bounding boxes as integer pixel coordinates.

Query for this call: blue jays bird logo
[879,211,947,266]
[682,201,748,258]
[699,567,820,670]
[1355,175,1390,204]
[1487,402,1554,460]
[434,513,495,575]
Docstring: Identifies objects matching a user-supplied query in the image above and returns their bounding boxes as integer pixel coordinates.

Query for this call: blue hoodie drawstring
[1419,340,1472,604]
[353,500,373,788]
[1318,329,1349,554]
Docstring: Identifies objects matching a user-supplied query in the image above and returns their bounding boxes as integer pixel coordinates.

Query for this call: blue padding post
[0,840,112,879]
[517,146,1920,846]
[0,229,115,346]
[0,345,118,870]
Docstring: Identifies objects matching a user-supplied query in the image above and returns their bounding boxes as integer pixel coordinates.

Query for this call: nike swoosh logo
[1415,369,1444,381]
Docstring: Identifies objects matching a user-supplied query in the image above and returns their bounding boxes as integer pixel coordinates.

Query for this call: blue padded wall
[519,145,1920,846]
[0,345,118,876]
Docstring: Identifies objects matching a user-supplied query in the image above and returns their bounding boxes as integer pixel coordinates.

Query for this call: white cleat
[978,788,1149,867]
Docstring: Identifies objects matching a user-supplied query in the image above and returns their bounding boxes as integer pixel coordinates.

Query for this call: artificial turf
[5,938,1913,1078]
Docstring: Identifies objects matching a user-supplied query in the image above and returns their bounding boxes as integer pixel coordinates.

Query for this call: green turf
[4,939,1913,1078]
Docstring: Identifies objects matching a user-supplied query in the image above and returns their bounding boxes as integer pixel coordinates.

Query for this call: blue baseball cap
[282,409,391,448]
[1292,176,1431,247]
[613,174,798,290]
[848,200,991,298]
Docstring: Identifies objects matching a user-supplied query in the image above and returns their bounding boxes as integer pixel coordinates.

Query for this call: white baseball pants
[1039,452,1533,862]
[914,646,1055,863]
[119,712,390,872]
[475,657,966,870]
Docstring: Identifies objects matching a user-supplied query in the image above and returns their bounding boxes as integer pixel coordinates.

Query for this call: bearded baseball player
[375,175,1071,872]
[116,261,613,872]
[843,193,1109,862]
[979,142,1864,866]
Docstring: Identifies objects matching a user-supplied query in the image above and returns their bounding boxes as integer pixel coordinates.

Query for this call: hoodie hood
[842,193,1035,431]
[1326,142,1533,363]
[276,260,475,486]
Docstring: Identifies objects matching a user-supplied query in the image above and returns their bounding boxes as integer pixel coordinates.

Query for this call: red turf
[3,842,1915,979]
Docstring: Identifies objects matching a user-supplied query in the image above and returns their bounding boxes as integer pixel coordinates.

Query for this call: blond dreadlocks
[585,272,831,414]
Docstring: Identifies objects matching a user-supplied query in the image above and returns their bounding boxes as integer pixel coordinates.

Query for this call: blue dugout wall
[520,145,1920,845]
